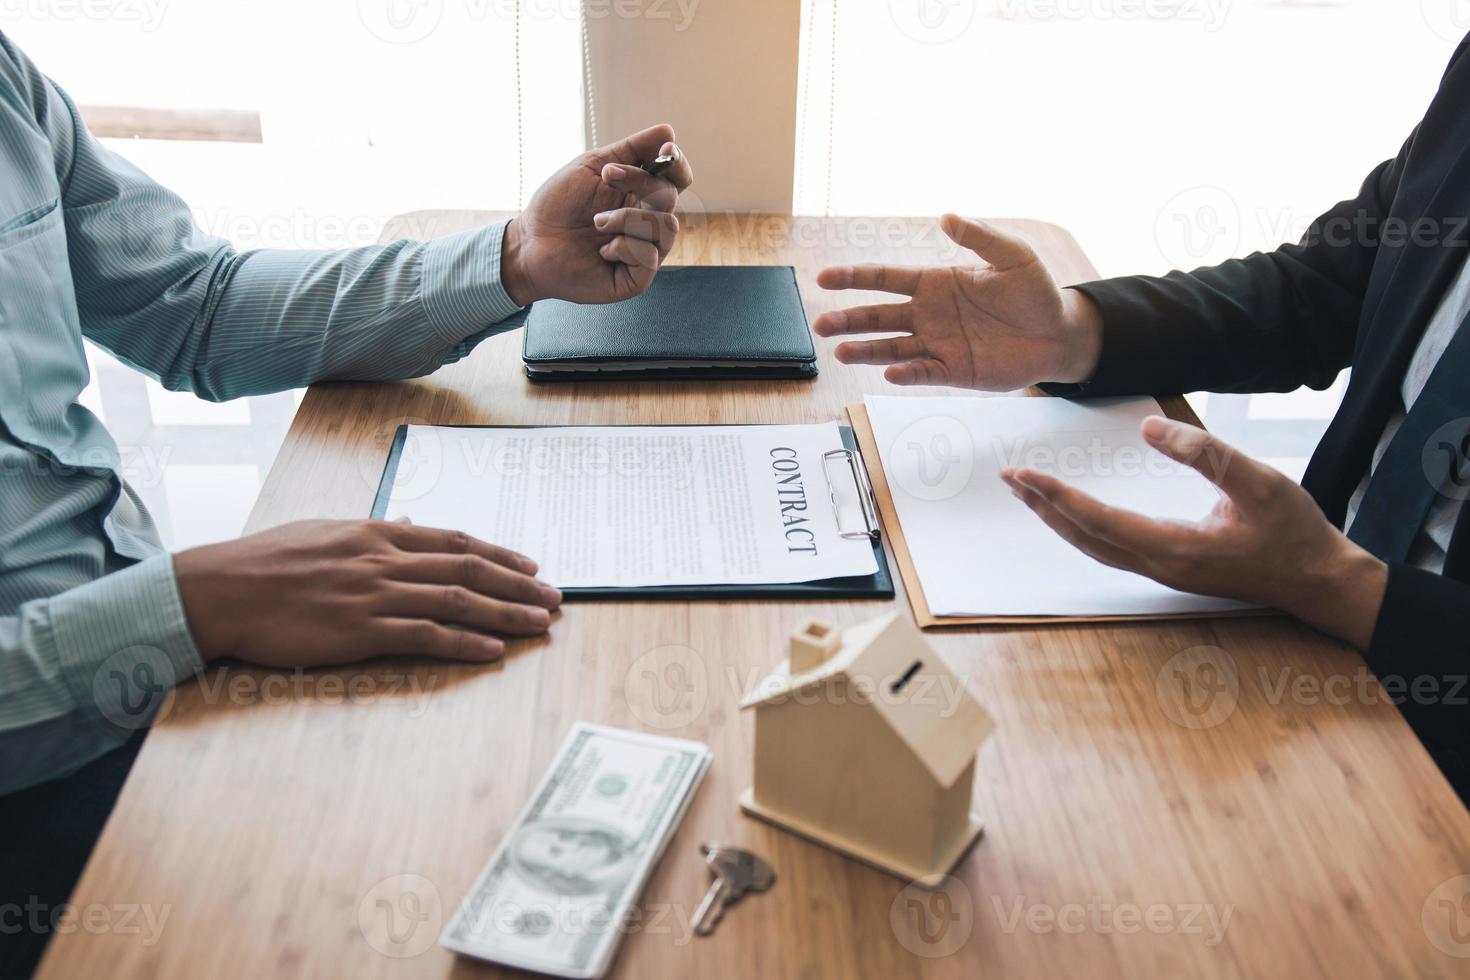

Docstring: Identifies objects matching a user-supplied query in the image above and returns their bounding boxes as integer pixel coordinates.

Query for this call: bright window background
[3,0,583,547]
[5,3,1463,548]
[796,0,1465,479]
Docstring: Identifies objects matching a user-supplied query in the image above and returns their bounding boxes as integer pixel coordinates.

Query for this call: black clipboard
[370,423,894,601]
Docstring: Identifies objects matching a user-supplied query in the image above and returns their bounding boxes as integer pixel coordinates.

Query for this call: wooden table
[39,214,1470,979]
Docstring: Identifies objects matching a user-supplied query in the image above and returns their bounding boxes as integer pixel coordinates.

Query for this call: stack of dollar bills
[441,722,713,978]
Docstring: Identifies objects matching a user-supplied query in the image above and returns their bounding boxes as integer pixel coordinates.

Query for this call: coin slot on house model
[739,613,997,886]
[890,661,923,695]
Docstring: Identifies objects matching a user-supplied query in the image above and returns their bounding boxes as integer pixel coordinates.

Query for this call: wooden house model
[738,612,995,887]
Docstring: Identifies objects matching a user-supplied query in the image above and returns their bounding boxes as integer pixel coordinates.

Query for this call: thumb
[941,213,1036,270]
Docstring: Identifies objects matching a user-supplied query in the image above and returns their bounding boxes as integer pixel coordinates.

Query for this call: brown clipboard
[847,393,1271,630]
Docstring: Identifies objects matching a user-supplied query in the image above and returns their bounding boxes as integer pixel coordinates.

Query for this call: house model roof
[740,612,994,788]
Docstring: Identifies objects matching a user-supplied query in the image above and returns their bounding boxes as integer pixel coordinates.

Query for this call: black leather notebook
[521,265,818,382]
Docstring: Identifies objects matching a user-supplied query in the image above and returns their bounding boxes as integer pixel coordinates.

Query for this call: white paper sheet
[382,423,878,588]
[864,395,1250,617]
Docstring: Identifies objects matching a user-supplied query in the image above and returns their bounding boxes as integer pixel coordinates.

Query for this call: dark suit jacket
[1053,38,1470,745]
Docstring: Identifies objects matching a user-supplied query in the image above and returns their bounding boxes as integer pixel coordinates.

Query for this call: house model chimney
[789,618,842,674]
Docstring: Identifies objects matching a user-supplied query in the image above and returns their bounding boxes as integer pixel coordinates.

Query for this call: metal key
[691,842,775,937]
[641,153,676,178]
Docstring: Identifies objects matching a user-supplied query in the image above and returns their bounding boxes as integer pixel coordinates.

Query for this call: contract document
[379,423,879,589]
[864,395,1252,618]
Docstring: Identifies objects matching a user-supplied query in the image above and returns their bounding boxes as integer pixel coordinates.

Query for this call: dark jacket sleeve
[1366,564,1470,746]
[1057,142,1410,397]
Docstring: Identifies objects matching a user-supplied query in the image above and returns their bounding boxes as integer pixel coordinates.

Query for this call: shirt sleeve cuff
[420,220,527,346]
[48,553,205,731]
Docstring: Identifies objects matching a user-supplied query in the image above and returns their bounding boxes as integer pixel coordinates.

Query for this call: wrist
[173,544,236,664]
[1290,538,1388,651]
[499,218,538,307]
[1051,287,1105,384]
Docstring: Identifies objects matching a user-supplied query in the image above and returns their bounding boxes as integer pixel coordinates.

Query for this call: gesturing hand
[175,520,563,666]
[501,123,695,306]
[814,214,1103,390]
[1001,416,1389,650]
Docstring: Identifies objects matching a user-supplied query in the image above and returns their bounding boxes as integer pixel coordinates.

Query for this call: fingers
[1140,416,1278,507]
[368,619,507,662]
[940,213,1037,271]
[384,584,554,637]
[1007,480,1137,571]
[834,336,928,366]
[602,122,674,160]
[600,235,660,270]
[595,208,679,261]
[598,125,694,191]
[816,263,923,297]
[884,359,951,386]
[1001,468,1186,556]
[382,522,539,575]
[813,302,914,337]
[391,553,561,609]
[649,140,694,191]
[601,162,679,212]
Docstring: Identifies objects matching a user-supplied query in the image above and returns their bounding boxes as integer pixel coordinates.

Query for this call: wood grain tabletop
[37,212,1470,980]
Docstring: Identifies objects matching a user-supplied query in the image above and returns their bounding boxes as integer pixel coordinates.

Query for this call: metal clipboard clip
[821,448,881,541]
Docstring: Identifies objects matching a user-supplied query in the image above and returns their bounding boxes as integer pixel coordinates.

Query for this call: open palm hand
[814,214,1099,390]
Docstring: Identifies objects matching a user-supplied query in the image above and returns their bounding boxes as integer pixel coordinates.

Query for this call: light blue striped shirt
[0,33,525,793]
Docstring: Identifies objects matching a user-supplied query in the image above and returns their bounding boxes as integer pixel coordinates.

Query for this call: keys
[641,154,676,178]
[691,842,775,937]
